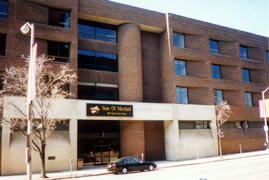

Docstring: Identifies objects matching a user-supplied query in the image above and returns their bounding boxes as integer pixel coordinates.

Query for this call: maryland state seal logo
[90,106,100,114]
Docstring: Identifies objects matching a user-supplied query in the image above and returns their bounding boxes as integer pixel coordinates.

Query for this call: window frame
[244,92,253,107]
[214,89,223,105]
[78,19,117,43]
[47,41,70,63]
[209,39,219,54]
[211,64,222,79]
[174,59,187,76]
[173,32,185,48]
[240,45,248,59]
[176,86,188,104]
[242,68,251,83]
[77,82,119,101]
[0,0,8,19]
[78,49,118,72]
[48,7,70,29]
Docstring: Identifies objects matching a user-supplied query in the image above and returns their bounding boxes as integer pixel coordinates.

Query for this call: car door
[132,157,145,171]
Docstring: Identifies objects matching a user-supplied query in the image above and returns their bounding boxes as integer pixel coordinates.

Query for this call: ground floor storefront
[0,96,264,175]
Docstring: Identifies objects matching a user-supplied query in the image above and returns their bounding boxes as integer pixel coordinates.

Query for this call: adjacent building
[0,0,268,175]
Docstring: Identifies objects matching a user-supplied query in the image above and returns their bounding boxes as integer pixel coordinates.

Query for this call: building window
[173,32,185,48]
[214,90,223,105]
[240,46,248,59]
[47,41,70,62]
[0,0,8,19]
[244,92,253,107]
[196,121,210,129]
[265,51,269,64]
[212,64,221,79]
[178,121,195,129]
[176,87,188,104]
[242,68,251,82]
[78,49,118,72]
[0,33,6,56]
[55,120,69,131]
[49,8,70,28]
[209,39,219,54]
[78,82,119,101]
[174,59,186,75]
[78,20,117,43]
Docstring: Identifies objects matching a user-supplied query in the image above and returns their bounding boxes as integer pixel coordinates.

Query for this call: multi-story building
[0,0,268,175]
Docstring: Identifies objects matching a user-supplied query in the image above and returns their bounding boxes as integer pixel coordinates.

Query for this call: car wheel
[148,165,154,171]
[121,167,128,174]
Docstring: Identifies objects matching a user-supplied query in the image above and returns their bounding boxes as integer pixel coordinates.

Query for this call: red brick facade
[0,0,268,161]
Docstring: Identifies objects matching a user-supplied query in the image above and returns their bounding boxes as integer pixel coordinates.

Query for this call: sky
[110,0,269,37]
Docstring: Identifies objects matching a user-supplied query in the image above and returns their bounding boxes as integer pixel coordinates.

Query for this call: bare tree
[0,55,76,178]
[216,100,232,158]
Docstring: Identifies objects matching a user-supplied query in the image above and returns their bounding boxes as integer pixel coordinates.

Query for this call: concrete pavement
[1,150,268,180]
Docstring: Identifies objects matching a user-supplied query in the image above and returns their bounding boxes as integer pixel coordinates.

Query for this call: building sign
[87,104,133,117]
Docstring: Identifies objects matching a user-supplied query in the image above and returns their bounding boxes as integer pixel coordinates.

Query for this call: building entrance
[78,120,120,166]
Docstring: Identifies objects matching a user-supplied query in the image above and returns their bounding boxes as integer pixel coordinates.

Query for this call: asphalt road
[75,154,269,180]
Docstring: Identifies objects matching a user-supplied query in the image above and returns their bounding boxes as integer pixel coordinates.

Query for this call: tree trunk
[218,131,223,159]
[40,143,48,178]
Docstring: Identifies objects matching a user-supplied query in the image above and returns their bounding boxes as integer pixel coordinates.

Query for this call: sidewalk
[1,150,268,180]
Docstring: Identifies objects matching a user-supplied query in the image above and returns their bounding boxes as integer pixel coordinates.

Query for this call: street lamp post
[20,22,35,180]
[262,86,269,150]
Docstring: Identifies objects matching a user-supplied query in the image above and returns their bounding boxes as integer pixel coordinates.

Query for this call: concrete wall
[2,96,217,175]
[164,104,218,161]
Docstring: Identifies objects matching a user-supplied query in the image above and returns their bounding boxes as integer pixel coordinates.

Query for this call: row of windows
[1,0,267,59]
[179,121,265,130]
[215,90,253,107]
[176,86,254,107]
[178,121,210,129]
[175,59,254,83]
[223,121,264,129]
[174,32,269,62]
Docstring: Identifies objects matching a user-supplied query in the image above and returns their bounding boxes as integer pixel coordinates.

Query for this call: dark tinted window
[78,49,118,72]
[49,8,70,28]
[47,41,70,62]
[178,121,195,129]
[78,84,119,101]
[0,0,8,19]
[0,33,6,56]
[78,20,117,42]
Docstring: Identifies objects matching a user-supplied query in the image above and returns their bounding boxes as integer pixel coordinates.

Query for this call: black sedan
[107,156,157,174]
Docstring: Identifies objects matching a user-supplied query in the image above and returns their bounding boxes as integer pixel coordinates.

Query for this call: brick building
[0,0,268,175]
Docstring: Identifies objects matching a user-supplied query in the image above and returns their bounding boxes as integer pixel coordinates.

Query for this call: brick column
[118,23,144,158]
[118,23,143,102]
